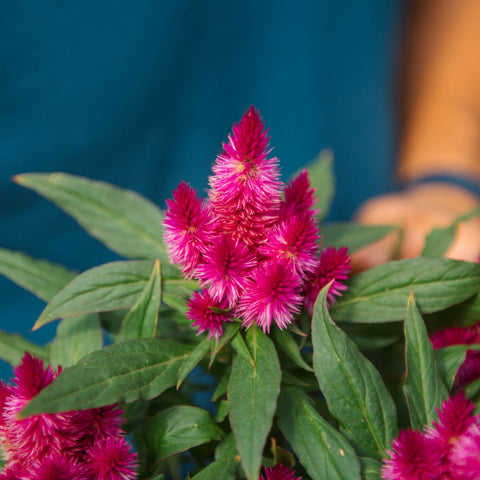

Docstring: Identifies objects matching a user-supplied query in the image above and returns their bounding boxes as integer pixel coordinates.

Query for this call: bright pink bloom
[425,392,477,451]
[430,322,480,348]
[85,437,138,480]
[0,464,23,480]
[163,181,215,277]
[208,106,282,246]
[260,464,302,480]
[186,289,233,339]
[237,260,303,333]
[281,169,319,218]
[382,429,446,480]
[303,246,351,314]
[450,425,480,480]
[261,214,320,277]
[195,235,257,307]
[26,454,87,480]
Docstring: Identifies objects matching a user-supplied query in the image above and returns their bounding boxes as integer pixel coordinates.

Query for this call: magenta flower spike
[281,168,319,218]
[237,259,303,333]
[260,464,302,480]
[27,454,87,480]
[208,106,282,246]
[303,246,352,314]
[450,425,480,480]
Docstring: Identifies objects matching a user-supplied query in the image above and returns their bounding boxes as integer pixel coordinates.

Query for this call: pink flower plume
[260,464,302,480]
[281,168,319,218]
[303,246,351,314]
[450,425,480,480]
[237,260,303,333]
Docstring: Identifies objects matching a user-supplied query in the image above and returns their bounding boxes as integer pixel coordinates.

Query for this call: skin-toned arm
[353,0,480,271]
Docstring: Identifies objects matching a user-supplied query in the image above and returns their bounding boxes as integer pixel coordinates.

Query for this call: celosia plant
[0,107,480,480]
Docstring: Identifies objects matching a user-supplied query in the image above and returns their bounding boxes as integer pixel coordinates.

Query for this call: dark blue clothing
[0,1,402,379]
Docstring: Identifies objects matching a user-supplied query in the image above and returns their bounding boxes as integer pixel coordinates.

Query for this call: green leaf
[360,457,383,480]
[403,295,448,429]
[331,258,480,323]
[176,337,211,389]
[117,260,162,342]
[304,149,335,221]
[312,285,398,459]
[144,406,223,462]
[422,205,480,257]
[0,331,49,366]
[321,223,397,254]
[0,248,76,302]
[434,345,480,390]
[15,172,168,261]
[209,323,240,367]
[50,314,102,368]
[162,277,198,314]
[228,326,281,480]
[277,387,361,480]
[215,400,229,423]
[274,329,313,372]
[230,332,254,366]
[20,339,191,415]
[190,434,238,480]
[211,367,230,402]
[34,261,154,329]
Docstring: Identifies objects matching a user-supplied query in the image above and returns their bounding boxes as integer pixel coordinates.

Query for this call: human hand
[351,182,480,272]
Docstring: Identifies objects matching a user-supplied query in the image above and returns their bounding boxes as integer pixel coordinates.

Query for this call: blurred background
[0,1,403,379]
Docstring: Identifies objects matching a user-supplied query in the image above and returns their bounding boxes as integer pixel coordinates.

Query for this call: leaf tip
[12,174,25,185]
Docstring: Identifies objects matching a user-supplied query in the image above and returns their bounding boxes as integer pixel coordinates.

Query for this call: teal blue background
[0,1,402,378]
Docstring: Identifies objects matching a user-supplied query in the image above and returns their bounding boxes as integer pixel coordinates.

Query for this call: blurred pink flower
[303,246,351,314]
[450,424,480,480]
[260,464,302,480]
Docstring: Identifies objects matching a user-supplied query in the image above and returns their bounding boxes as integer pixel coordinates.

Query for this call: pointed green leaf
[117,260,161,342]
[434,344,480,389]
[144,406,223,462]
[176,337,211,389]
[403,295,448,429]
[312,285,398,459]
[322,223,397,253]
[0,248,76,302]
[228,326,281,480]
[274,329,313,372]
[277,387,361,480]
[0,331,49,366]
[191,434,238,480]
[209,323,241,367]
[50,314,102,368]
[20,339,191,415]
[230,331,254,366]
[304,149,335,221]
[34,261,154,328]
[331,258,480,323]
[15,172,168,261]
[422,205,480,257]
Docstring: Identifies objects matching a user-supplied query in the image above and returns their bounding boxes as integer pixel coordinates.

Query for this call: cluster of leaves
[1,153,480,480]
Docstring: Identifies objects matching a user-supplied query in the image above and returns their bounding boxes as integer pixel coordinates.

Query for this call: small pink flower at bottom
[186,289,233,339]
[303,246,351,314]
[237,260,303,333]
[26,454,87,480]
[260,464,302,480]
[450,424,480,480]
[85,437,138,480]
[382,429,446,480]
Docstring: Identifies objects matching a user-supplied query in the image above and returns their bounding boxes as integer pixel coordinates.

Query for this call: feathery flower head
[27,454,87,480]
[195,235,257,308]
[430,322,480,348]
[208,106,282,245]
[382,429,446,480]
[186,289,233,340]
[450,425,480,480]
[261,213,320,277]
[260,464,302,480]
[237,260,303,333]
[85,437,138,480]
[163,181,215,277]
[303,246,351,314]
[425,391,477,449]
[281,168,319,218]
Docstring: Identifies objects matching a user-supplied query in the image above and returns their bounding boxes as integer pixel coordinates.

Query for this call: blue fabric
[0,1,402,379]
